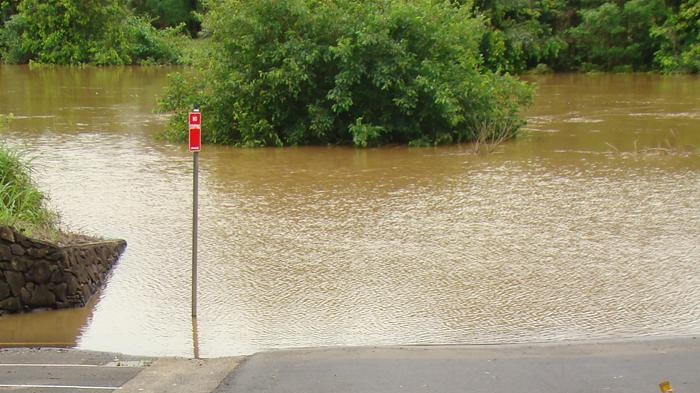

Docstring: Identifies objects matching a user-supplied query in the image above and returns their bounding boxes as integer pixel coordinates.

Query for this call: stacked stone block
[0,226,126,314]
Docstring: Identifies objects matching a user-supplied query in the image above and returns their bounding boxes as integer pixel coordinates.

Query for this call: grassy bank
[0,138,57,236]
[0,146,56,231]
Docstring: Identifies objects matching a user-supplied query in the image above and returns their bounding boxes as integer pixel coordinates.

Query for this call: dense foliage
[0,0,187,65]
[471,0,699,73]
[567,0,669,71]
[159,0,532,147]
[652,0,700,72]
[474,0,568,74]
[0,0,20,25]
[1,0,698,71]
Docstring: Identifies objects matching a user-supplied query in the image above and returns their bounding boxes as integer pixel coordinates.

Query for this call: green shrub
[0,0,187,65]
[159,0,532,147]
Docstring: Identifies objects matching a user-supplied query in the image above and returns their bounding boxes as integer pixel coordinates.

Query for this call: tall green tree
[652,0,700,72]
[474,0,567,73]
[566,0,670,71]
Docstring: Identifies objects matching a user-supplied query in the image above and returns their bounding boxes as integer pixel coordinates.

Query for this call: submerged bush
[159,0,532,147]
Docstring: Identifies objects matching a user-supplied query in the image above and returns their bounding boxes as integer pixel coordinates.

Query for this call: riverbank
[1,336,698,392]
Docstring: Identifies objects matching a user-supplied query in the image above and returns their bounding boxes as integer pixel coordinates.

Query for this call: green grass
[0,145,58,235]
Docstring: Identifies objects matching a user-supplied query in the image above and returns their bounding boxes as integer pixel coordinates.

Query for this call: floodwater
[0,66,698,357]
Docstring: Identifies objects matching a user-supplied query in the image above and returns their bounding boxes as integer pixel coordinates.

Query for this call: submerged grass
[471,119,521,154]
[0,113,13,128]
[605,130,696,158]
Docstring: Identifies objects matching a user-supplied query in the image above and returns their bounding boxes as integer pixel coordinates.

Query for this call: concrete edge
[240,335,700,359]
[120,356,244,393]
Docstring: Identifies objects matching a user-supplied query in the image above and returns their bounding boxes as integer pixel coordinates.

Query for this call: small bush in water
[159,0,532,147]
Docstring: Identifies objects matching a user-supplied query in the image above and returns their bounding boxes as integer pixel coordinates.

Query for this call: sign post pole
[192,149,198,318]
[189,109,202,320]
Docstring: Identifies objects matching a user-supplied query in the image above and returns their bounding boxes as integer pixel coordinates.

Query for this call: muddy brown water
[0,66,698,357]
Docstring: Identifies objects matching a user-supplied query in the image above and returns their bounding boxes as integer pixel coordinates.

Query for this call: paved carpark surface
[0,348,149,392]
[214,338,700,393]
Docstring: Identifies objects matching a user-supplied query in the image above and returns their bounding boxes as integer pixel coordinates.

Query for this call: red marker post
[189,109,200,322]
[189,111,201,152]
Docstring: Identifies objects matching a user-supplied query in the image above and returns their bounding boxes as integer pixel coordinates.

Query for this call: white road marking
[0,361,146,368]
[0,363,105,368]
[0,384,121,390]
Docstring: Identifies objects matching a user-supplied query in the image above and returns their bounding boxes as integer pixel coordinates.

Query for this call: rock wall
[0,226,126,314]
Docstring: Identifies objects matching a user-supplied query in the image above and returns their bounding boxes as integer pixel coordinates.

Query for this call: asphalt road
[1,338,698,393]
[214,337,700,393]
[0,348,148,393]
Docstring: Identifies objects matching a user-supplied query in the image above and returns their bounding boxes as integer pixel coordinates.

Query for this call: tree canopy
[471,0,699,73]
[1,0,698,71]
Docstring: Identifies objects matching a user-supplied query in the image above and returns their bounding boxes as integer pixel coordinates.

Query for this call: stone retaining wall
[0,226,126,314]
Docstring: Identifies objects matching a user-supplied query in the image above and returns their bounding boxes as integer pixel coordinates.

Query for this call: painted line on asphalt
[0,384,121,390]
[0,363,105,368]
[0,361,147,368]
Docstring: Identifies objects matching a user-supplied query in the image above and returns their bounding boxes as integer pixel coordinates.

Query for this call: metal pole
[192,151,199,319]
[192,315,200,359]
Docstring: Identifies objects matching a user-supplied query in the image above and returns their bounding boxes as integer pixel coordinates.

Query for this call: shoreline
[2,333,697,359]
[253,333,700,357]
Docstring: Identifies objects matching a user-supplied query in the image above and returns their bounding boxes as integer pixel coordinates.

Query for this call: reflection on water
[0,66,699,357]
[0,296,97,347]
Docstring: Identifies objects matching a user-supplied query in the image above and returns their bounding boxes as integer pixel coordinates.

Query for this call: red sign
[189,112,201,126]
[189,111,201,152]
